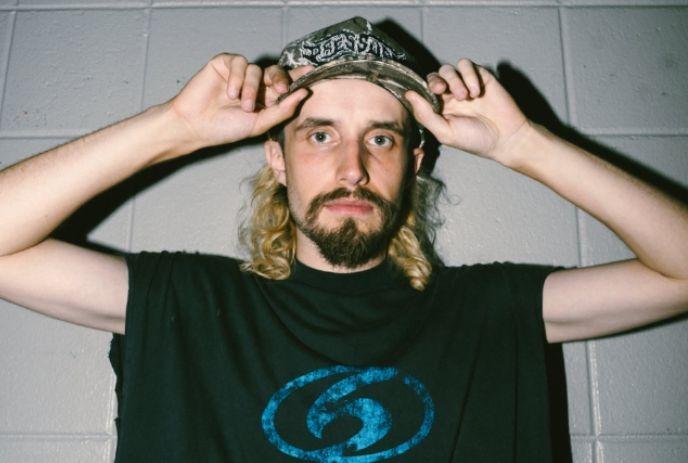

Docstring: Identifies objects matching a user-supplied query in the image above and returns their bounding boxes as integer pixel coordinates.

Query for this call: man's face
[265,78,424,269]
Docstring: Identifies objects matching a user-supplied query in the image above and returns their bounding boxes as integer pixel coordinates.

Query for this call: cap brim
[278,55,440,115]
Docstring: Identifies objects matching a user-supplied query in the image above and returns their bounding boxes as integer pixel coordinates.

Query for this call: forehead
[287,78,408,128]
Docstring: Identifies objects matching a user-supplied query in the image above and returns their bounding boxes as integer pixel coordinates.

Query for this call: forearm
[504,123,688,279]
[0,102,190,256]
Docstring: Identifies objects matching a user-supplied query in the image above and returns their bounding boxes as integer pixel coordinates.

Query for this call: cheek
[372,158,410,200]
[284,163,322,215]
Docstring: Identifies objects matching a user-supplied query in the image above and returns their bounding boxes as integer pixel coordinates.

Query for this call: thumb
[405,90,451,142]
[252,88,309,135]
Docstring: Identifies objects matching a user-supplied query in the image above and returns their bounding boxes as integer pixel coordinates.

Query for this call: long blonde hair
[238,162,443,291]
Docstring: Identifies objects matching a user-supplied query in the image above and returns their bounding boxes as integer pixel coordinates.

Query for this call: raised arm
[0,53,310,333]
[405,58,688,343]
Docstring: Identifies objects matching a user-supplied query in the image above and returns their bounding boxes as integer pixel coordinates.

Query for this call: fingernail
[228,87,238,99]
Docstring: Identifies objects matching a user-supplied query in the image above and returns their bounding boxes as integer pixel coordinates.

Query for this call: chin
[321,217,381,235]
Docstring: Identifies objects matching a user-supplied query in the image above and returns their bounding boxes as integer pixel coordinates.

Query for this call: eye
[368,134,394,148]
[309,131,332,144]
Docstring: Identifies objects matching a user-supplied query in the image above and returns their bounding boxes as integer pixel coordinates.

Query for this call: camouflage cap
[277,16,440,119]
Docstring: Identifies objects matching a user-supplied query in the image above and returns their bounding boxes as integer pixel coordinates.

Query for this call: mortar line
[0,10,17,131]
[559,4,598,453]
[281,1,287,47]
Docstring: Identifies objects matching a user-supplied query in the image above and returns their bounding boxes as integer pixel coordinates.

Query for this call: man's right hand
[164,53,313,158]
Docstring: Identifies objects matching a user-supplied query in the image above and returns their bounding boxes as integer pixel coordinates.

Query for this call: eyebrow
[294,117,405,136]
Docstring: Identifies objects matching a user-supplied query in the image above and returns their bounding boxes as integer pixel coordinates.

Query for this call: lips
[323,199,375,216]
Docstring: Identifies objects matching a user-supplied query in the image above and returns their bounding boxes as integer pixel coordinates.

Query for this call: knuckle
[246,63,261,74]
[457,57,472,67]
[211,52,231,61]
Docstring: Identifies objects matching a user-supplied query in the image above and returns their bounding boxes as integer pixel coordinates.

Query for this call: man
[0,16,686,462]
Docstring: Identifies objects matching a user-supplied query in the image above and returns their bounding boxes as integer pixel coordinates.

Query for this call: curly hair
[239,109,444,291]
[239,121,444,290]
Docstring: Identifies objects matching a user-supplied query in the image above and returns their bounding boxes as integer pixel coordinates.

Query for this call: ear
[411,146,425,174]
[264,140,287,186]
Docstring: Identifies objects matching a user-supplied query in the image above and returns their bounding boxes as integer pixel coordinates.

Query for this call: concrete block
[143,7,283,108]
[564,341,592,435]
[432,145,579,266]
[564,7,688,132]
[421,4,574,266]
[0,437,111,463]
[18,0,146,5]
[1,10,146,132]
[130,143,264,255]
[0,12,12,108]
[286,6,421,46]
[577,135,688,434]
[424,7,568,123]
[594,318,688,434]
[599,438,688,463]
[0,303,114,433]
[570,437,594,463]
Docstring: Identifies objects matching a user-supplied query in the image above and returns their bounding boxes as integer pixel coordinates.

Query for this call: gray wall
[0,1,686,462]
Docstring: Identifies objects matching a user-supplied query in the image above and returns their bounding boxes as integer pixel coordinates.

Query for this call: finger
[253,88,309,135]
[438,64,469,100]
[456,58,481,98]
[264,65,289,94]
[405,90,452,142]
[227,55,248,100]
[475,64,495,87]
[289,64,315,82]
[241,64,262,112]
[426,72,447,94]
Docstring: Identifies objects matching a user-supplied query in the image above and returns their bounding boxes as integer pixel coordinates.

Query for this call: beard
[292,187,402,269]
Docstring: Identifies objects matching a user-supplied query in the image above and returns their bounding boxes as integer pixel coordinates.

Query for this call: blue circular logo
[261,365,434,462]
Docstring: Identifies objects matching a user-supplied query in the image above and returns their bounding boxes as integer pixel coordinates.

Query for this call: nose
[336,140,369,187]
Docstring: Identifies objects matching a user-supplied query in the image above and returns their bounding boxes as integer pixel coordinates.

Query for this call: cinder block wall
[0,1,686,462]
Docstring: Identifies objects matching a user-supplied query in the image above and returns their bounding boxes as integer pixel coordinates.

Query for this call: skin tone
[263,78,424,273]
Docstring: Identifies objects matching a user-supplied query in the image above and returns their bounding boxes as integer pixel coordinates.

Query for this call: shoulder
[431,260,565,293]
[121,249,248,282]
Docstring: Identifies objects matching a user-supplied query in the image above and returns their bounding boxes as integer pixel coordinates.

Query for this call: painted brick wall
[0,1,686,462]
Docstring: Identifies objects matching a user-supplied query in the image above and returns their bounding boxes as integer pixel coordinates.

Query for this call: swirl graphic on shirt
[261,365,434,462]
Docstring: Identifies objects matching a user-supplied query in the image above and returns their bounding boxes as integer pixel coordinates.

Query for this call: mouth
[323,199,375,217]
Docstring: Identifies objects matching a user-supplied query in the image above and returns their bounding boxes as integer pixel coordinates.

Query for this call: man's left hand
[405,58,532,166]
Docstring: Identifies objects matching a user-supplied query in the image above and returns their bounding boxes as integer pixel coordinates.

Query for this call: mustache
[304,187,398,223]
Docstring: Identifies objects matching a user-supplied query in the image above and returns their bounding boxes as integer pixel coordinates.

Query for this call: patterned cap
[277,16,440,117]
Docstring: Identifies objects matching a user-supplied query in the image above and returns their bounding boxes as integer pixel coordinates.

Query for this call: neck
[295,229,386,273]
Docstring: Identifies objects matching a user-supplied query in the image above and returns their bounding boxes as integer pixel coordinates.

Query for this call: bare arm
[406,59,688,343]
[0,103,185,335]
[0,54,309,333]
[512,124,688,342]
[0,104,185,257]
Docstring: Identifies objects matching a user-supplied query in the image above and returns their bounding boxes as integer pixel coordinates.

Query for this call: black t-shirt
[109,251,563,462]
